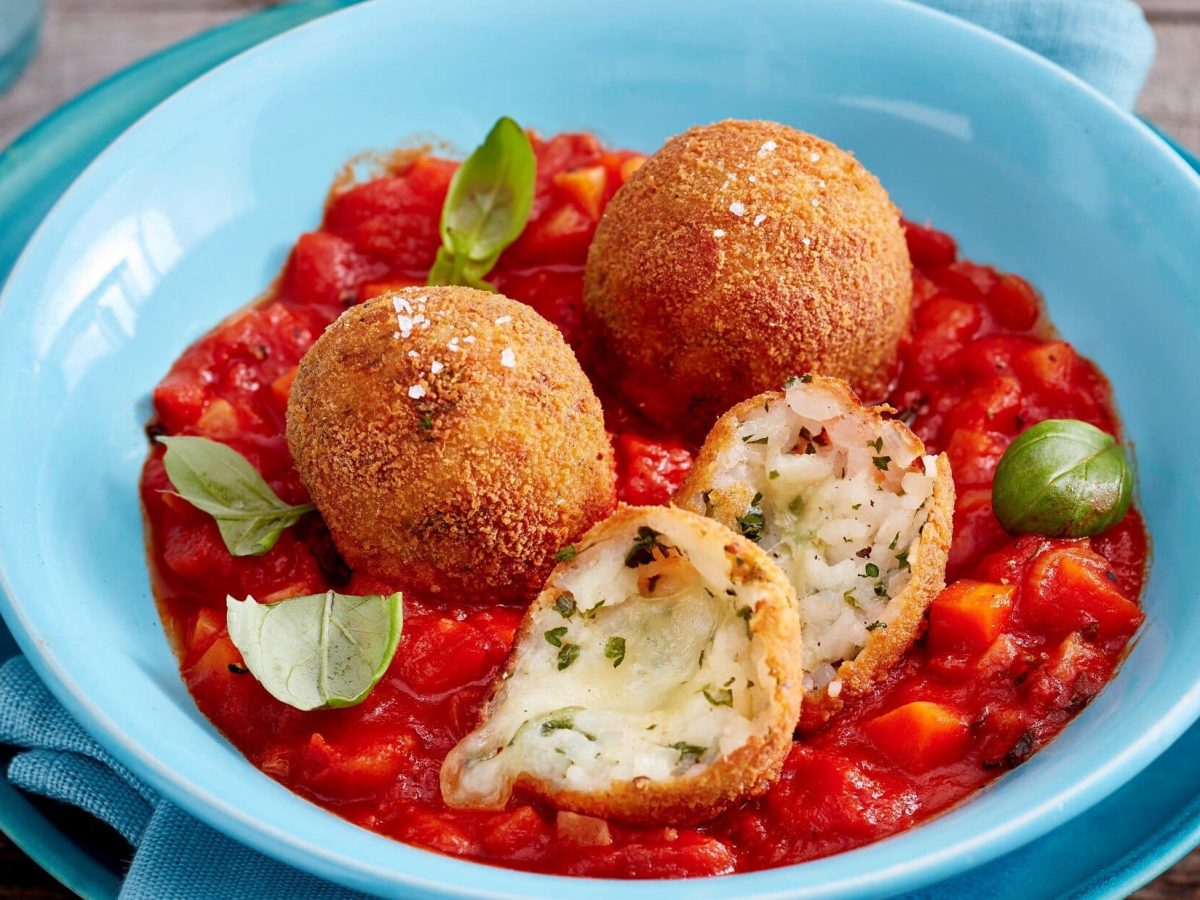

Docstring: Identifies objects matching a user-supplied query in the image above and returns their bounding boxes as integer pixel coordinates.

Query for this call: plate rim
[1,0,1198,896]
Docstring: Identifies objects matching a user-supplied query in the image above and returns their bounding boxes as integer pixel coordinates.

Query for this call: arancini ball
[286,286,616,601]
[583,119,912,439]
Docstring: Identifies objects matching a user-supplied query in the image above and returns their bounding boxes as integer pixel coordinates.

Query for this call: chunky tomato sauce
[140,132,1148,877]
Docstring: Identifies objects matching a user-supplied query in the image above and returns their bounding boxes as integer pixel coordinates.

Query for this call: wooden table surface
[0,1,1197,897]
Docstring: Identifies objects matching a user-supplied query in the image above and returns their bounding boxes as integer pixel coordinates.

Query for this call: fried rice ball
[441,505,802,825]
[287,286,616,601]
[674,375,954,731]
[583,119,912,439]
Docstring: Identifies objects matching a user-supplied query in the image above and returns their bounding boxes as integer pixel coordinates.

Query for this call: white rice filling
[700,380,938,690]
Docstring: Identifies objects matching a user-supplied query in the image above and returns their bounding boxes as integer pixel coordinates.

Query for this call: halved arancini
[440,505,802,825]
[674,375,954,730]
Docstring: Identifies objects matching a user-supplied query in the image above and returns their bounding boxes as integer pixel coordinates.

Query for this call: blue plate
[1,1,1199,897]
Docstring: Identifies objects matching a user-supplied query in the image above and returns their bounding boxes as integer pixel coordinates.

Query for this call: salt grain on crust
[495,315,512,325]
[757,140,777,157]
[408,384,426,399]
[713,228,726,238]
[430,360,445,375]
[729,201,746,217]
[500,348,516,368]
[753,214,766,226]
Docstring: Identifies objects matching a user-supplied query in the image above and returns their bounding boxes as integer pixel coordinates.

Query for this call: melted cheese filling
[442,514,782,808]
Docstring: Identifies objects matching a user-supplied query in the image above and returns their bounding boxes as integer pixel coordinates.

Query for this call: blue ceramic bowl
[1,1,1198,896]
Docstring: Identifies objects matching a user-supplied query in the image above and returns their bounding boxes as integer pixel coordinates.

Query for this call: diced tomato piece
[1022,546,1144,643]
[153,373,210,432]
[324,158,453,270]
[943,429,1009,486]
[909,297,982,378]
[483,806,551,857]
[1014,340,1080,397]
[974,705,1035,769]
[947,488,1009,580]
[186,607,226,663]
[283,231,390,306]
[356,277,424,303]
[616,434,694,505]
[299,732,415,800]
[269,366,298,410]
[395,808,480,856]
[489,267,584,346]
[940,375,1023,438]
[972,534,1055,585]
[185,634,244,696]
[195,397,240,438]
[928,580,1015,653]
[1024,633,1111,714]
[555,811,613,847]
[1089,507,1148,599]
[987,274,1041,332]
[504,202,596,266]
[394,617,500,693]
[903,220,957,269]
[935,260,999,300]
[864,701,971,772]
[554,165,607,220]
[618,155,647,182]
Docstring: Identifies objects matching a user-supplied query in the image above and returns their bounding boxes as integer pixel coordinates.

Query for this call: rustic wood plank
[1,3,1198,898]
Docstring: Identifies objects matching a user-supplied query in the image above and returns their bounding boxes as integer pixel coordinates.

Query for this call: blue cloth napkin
[0,1,1156,897]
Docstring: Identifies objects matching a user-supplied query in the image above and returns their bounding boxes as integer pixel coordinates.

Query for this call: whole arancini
[287,286,616,601]
[583,119,912,439]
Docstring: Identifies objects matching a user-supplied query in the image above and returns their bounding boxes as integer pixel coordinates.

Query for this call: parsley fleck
[804,442,817,455]
[544,626,568,647]
[800,374,813,383]
[555,544,577,563]
[736,492,766,543]
[737,606,753,636]
[768,469,780,480]
[788,495,805,516]
[541,712,575,734]
[873,455,891,471]
[703,685,734,707]
[605,636,626,668]
[895,549,910,569]
[870,437,884,452]
[583,600,606,618]
[864,563,880,578]
[874,582,887,597]
[417,413,433,431]
[866,621,887,632]
[851,503,862,510]
[557,643,580,670]
[783,375,800,388]
[888,532,900,550]
[843,590,860,610]
[554,592,577,618]
[742,434,769,445]
[625,526,664,567]
[669,742,706,765]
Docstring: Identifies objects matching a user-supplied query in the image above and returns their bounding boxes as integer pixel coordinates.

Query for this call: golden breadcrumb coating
[287,286,616,600]
[584,119,912,439]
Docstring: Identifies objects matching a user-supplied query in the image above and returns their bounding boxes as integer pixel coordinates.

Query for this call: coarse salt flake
[753,214,766,226]
[802,237,812,247]
[811,198,820,209]
[495,315,512,325]
[392,331,401,339]
[713,228,726,238]
[757,140,777,157]
[396,315,414,338]
[729,201,746,217]
[408,349,419,358]
[464,335,476,344]
[809,151,821,163]
[430,360,444,375]
[392,297,412,314]
[408,385,426,399]
[748,174,757,183]
[500,348,516,368]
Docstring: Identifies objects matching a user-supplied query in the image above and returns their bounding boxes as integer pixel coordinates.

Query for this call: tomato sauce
[139,132,1149,877]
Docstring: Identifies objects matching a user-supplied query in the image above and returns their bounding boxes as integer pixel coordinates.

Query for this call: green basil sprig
[991,418,1133,538]
[227,590,403,711]
[159,435,314,556]
[427,116,536,290]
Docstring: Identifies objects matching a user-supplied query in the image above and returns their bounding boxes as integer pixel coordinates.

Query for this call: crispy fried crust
[440,505,803,825]
[286,286,616,601]
[674,375,955,731]
[583,119,912,440]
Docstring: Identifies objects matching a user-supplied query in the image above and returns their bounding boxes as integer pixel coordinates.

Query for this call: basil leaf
[427,116,535,290]
[992,418,1133,538]
[159,436,314,556]
[226,590,403,711]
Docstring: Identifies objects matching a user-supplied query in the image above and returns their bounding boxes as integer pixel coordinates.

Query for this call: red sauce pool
[139,132,1148,878]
